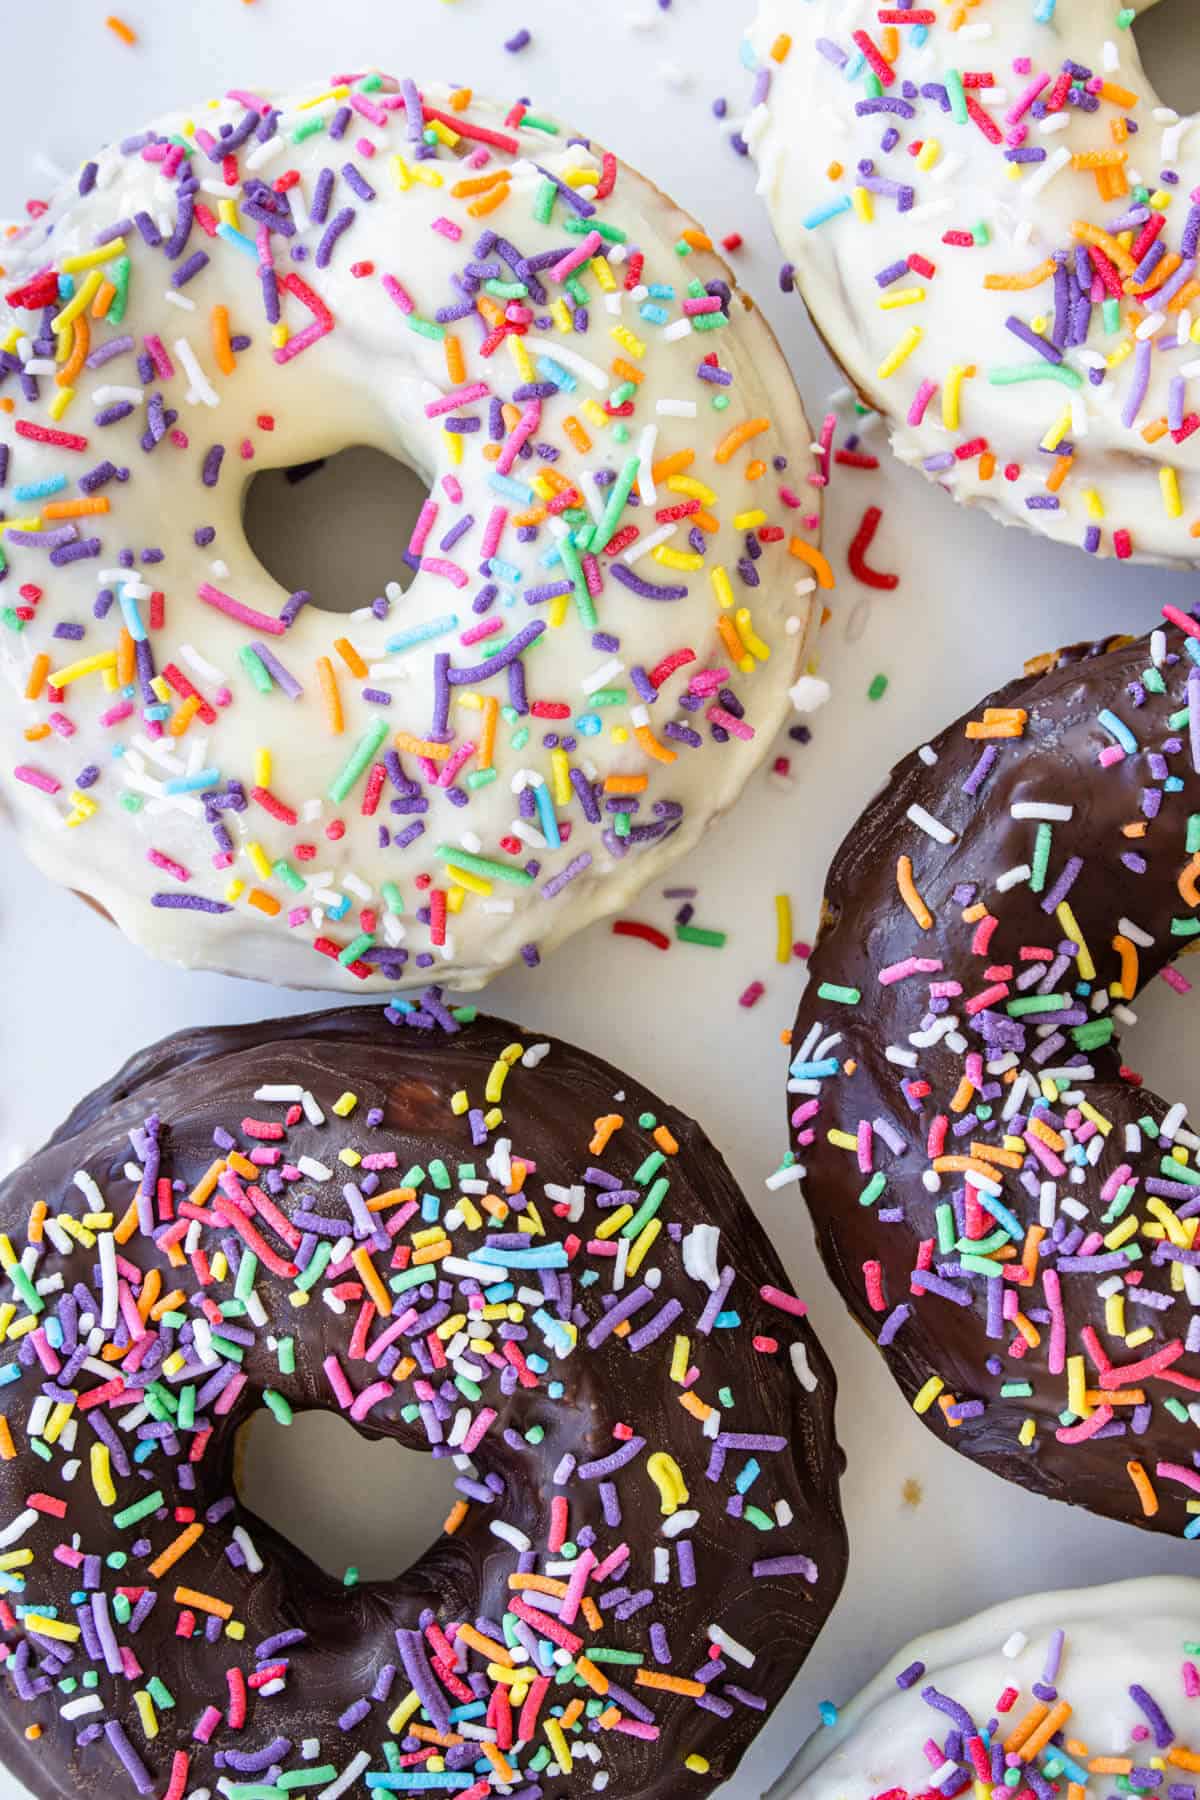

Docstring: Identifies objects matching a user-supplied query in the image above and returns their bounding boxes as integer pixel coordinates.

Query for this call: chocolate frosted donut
[0,1003,846,1800]
[789,609,1200,1538]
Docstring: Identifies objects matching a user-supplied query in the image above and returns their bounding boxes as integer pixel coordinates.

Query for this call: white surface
[3,5,1200,1799]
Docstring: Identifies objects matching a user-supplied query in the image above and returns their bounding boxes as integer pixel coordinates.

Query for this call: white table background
[3,3,1200,1795]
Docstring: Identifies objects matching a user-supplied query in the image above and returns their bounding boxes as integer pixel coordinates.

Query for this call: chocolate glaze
[790,625,1200,1538]
[0,1006,847,1800]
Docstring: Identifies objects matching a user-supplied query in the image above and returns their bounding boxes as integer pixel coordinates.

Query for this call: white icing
[747,0,1200,562]
[0,76,821,989]
[770,1577,1200,1800]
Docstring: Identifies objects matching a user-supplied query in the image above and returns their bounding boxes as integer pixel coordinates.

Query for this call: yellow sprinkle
[253,747,272,787]
[735,607,770,662]
[625,1218,661,1277]
[544,1719,573,1774]
[1126,1326,1155,1350]
[550,747,572,808]
[1056,901,1095,979]
[852,185,874,223]
[1067,1355,1091,1420]
[451,1089,469,1115]
[1041,407,1074,453]
[610,324,646,359]
[1082,487,1106,520]
[877,326,923,378]
[828,1128,859,1152]
[646,1451,689,1515]
[332,1092,358,1117]
[776,894,793,964]
[551,298,573,333]
[245,841,272,882]
[733,509,768,531]
[387,1691,422,1736]
[50,270,103,333]
[390,153,414,191]
[654,546,704,572]
[917,139,941,171]
[217,197,240,231]
[879,285,926,310]
[590,256,617,293]
[1019,1418,1037,1447]
[580,397,608,430]
[445,864,492,897]
[60,240,128,275]
[44,1401,74,1446]
[913,1376,945,1415]
[942,363,970,432]
[1161,466,1183,518]
[133,1690,158,1740]
[670,1334,691,1384]
[49,386,76,422]
[710,565,734,609]
[0,1551,32,1571]
[48,651,118,687]
[595,1206,634,1240]
[91,1442,116,1507]
[23,1615,81,1644]
[668,474,718,505]
[686,1756,712,1776]
[1077,1101,1112,1137]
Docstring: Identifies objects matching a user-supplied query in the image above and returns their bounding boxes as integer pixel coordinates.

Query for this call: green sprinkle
[859,1172,886,1207]
[1030,822,1052,893]
[565,216,626,243]
[279,1771,339,1790]
[621,1177,669,1240]
[405,314,446,342]
[434,845,534,886]
[817,982,861,1004]
[264,1389,293,1427]
[108,256,132,325]
[292,116,327,143]
[588,453,641,554]
[272,859,306,894]
[587,687,626,706]
[381,881,404,916]
[209,1334,245,1364]
[518,113,559,134]
[328,718,389,804]
[293,1240,331,1294]
[238,645,274,695]
[946,68,968,123]
[867,674,888,701]
[338,933,374,967]
[146,1676,175,1710]
[988,362,1083,389]
[113,1491,164,1530]
[675,924,727,948]
[533,180,557,225]
[277,1336,295,1376]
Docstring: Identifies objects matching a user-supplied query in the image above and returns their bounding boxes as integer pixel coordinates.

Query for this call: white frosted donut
[0,73,825,990]
[744,0,1200,564]
[769,1576,1200,1800]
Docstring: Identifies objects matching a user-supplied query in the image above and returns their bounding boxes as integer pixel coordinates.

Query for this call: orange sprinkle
[394,730,451,761]
[58,314,90,386]
[636,1671,706,1697]
[1100,80,1139,109]
[562,415,591,453]
[983,259,1056,292]
[979,451,996,480]
[634,723,677,765]
[717,615,745,666]
[468,186,511,219]
[476,694,499,771]
[150,1289,186,1322]
[412,1240,451,1266]
[114,1197,141,1245]
[652,448,694,483]
[452,170,512,199]
[573,1657,609,1697]
[714,416,769,464]
[333,636,367,679]
[25,655,51,701]
[1168,1750,1200,1774]
[589,1113,623,1155]
[211,305,235,375]
[456,1623,512,1666]
[1180,853,1200,908]
[680,228,712,253]
[827,161,845,181]
[770,32,792,61]
[604,774,648,796]
[246,889,281,917]
[91,280,116,320]
[189,1161,224,1207]
[227,1151,257,1180]
[105,14,137,44]
[1046,454,1074,494]
[1071,221,1135,277]
[23,725,51,742]
[147,1523,205,1580]
[168,694,201,738]
[788,536,836,589]
[611,356,645,387]
[1128,251,1182,298]
[653,1124,679,1155]
[1020,1702,1073,1762]
[896,854,933,930]
[136,1268,162,1321]
[117,627,136,687]
[28,1201,46,1245]
[315,656,344,735]
[174,1587,232,1620]
[679,1391,711,1422]
[442,1500,469,1535]
[43,497,109,520]
[444,334,465,385]
[352,1245,393,1318]
[0,1417,14,1462]
[1071,149,1127,171]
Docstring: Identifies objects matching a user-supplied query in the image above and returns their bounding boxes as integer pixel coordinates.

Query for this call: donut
[0,74,828,991]
[768,1576,1200,1800]
[742,0,1200,564]
[788,612,1200,1538]
[0,1001,847,1800]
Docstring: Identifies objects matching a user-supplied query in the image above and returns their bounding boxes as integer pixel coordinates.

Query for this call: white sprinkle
[1022,144,1072,200]
[60,1694,104,1720]
[0,1508,38,1550]
[790,1340,818,1392]
[490,1520,531,1552]
[233,1525,263,1574]
[296,1154,331,1181]
[918,745,938,766]
[1010,802,1073,821]
[906,804,956,845]
[884,1046,919,1068]
[995,864,1031,892]
[1119,916,1155,948]
[765,1163,805,1191]
[655,397,698,418]
[1003,1631,1028,1659]
[789,674,831,714]
[173,336,219,407]
[98,1231,119,1330]
[255,1086,304,1103]
[319,1752,371,1800]
[662,1508,699,1538]
[708,1623,755,1668]
[623,521,678,565]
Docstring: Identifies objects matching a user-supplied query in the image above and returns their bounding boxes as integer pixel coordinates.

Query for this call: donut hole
[242,444,431,615]
[1131,0,1200,118]
[236,1404,460,1583]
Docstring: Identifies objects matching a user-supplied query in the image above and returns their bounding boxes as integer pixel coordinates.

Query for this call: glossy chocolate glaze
[790,625,1200,1537]
[0,1005,847,1800]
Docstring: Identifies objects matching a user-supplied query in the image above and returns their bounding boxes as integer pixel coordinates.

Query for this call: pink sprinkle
[1006,71,1051,126]
[791,1100,820,1129]
[778,485,803,508]
[213,1371,247,1416]
[192,1707,222,1745]
[681,296,722,316]
[1098,743,1125,767]
[13,765,61,795]
[144,334,175,380]
[196,582,286,637]
[323,1355,354,1412]
[738,981,765,1008]
[420,556,469,588]
[1162,965,1193,995]
[432,216,464,243]
[581,551,603,597]
[355,136,377,159]
[407,499,439,556]
[382,273,415,315]
[349,93,388,127]
[706,704,754,741]
[349,1379,393,1423]
[48,711,75,738]
[100,699,135,728]
[460,616,504,647]
[467,146,491,170]
[1184,1662,1200,1698]
[425,382,490,420]
[438,741,477,787]
[496,399,541,476]
[550,230,602,284]
[480,505,508,562]
[441,474,464,503]
[908,378,938,426]
[461,1406,497,1454]
[759,1284,808,1317]
[148,848,191,882]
